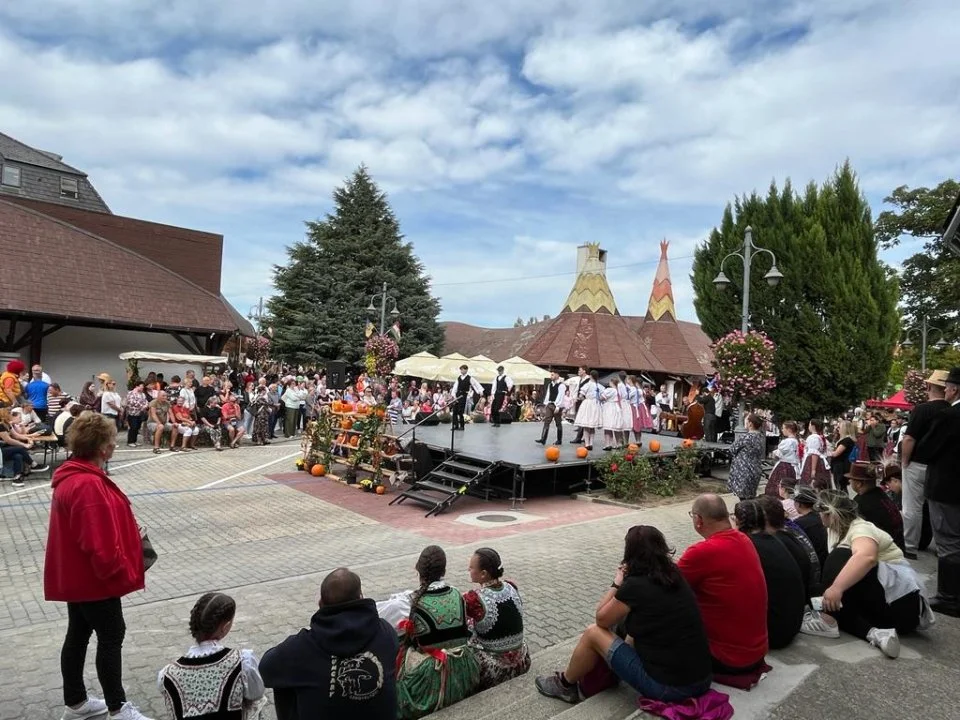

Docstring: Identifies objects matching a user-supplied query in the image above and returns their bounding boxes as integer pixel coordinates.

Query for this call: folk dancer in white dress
[765,420,801,496]
[616,372,632,448]
[574,370,603,451]
[800,418,833,489]
[600,378,624,451]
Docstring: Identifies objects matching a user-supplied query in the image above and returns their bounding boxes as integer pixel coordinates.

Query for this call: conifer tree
[692,162,899,420]
[269,167,444,364]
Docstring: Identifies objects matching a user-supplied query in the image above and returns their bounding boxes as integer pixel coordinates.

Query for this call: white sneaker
[800,610,840,638]
[62,696,108,720]
[109,703,154,720]
[867,627,900,658]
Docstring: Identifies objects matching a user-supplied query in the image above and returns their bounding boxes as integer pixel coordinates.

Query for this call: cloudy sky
[1,1,957,328]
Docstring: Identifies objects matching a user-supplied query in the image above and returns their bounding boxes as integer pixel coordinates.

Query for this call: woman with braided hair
[463,548,531,690]
[379,546,479,719]
[158,592,266,719]
[733,500,805,649]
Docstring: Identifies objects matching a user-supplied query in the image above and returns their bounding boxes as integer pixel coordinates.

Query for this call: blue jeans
[606,637,711,701]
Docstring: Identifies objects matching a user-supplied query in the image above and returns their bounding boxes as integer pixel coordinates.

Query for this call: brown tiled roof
[443,315,715,375]
[4,196,222,295]
[0,199,250,334]
[441,321,543,359]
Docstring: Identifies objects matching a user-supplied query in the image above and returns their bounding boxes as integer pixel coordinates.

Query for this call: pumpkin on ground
[627,443,639,454]
[682,438,695,448]
[648,439,661,453]
[575,446,589,459]
[375,485,386,495]
[545,446,561,462]
[310,464,326,477]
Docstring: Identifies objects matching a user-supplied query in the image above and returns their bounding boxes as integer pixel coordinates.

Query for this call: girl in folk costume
[600,377,624,451]
[616,372,632,447]
[574,371,603,451]
[158,592,267,720]
[765,420,802,496]
[635,380,654,437]
[800,419,833,489]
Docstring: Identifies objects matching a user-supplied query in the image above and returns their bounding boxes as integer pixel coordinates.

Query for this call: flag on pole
[390,321,402,340]
[364,321,375,338]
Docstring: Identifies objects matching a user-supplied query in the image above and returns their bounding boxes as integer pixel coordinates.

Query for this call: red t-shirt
[172,405,192,423]
[221,402,239,421]
[678,528,768,669]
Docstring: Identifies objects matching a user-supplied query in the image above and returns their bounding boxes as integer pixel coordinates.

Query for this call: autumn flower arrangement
[712,330,777,403]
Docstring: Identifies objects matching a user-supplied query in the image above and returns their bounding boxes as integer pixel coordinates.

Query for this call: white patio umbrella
[434,352,472,381]
[466,355,499,383]
[498,355,551,385]
[391,351,444,379]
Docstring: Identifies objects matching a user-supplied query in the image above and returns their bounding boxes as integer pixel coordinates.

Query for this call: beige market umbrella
[434,352,473,382]
[392,351,444,379]
[466,355,498,383]
[498,355,551,385]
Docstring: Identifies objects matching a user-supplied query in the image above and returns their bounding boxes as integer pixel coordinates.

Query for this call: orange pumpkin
[341,418,353,430]
[375,485,386,495]
[648,439,661,453]
[332,400,342,413]
[350,436,360,447]
[310,464,326,477]
[627,443,639,453]
[341,402,354,413]
[575,446,589,459]
[682,438,695,448]
[375,408,386,419]
[356,402,368,414]
[545,446,561,462]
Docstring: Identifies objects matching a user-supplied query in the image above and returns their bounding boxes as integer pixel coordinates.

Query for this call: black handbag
[140,526,158,571]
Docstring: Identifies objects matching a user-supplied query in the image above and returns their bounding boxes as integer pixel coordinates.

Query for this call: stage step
[389,453,499,517]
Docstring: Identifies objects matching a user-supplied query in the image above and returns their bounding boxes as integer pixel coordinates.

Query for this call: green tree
[269,166,444,364]
[692,162,899,420]
[874,179,959,330]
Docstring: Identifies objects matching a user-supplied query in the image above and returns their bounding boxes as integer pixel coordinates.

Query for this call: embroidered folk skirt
[765,461,797,497]
[470,641,531,691]
[396,645,480,720]
[799,455,832,490]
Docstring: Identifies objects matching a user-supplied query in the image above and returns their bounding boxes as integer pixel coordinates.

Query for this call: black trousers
[491,393,505,425]
[126,414,144,445]
[452,397,467,429]
[61,597,127,711]
[821,547,920,639]
[540,403,562,442]
[704,413,717,442]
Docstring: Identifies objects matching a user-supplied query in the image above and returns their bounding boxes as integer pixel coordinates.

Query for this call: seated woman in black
[758,495,822,599]
[536,525,711,704]
[792,486,829,567]
[733,501,806,649]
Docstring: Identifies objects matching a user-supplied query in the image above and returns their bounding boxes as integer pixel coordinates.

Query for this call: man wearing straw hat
[922,367,960,618]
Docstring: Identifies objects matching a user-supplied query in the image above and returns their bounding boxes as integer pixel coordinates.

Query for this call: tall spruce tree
[692,162,899,420]
[269,166,444,364]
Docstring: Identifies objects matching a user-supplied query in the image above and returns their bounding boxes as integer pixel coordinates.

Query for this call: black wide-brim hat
[945,367,960,386]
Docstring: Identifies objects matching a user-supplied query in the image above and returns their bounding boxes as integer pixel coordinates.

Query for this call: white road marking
[195,452,301,490]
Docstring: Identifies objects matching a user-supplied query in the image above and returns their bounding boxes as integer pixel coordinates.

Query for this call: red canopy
[866,389,913,411]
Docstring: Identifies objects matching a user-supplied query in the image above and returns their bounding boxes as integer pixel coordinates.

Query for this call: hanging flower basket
[712,330,777,403]
[365,335,399,376]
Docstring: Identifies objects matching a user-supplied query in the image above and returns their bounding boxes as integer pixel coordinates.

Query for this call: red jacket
[44,459,145,602]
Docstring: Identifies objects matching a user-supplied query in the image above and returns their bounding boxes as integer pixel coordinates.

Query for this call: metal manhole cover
[475,514,518,523]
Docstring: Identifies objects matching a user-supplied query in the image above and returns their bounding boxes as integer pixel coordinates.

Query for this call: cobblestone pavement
[1,441,956,720]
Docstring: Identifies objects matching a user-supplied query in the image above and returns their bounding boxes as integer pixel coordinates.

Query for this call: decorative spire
[645,239,677,322]
[561,242,619,315]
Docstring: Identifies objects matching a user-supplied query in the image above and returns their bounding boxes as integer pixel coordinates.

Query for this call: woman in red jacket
[44,411,153,720]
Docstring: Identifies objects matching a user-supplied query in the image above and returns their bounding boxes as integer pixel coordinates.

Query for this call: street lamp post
[247,297,265,369]
[366,281,400,335]
[712,226,784,432]
[902,316,949,372]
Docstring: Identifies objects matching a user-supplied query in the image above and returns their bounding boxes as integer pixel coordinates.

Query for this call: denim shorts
[605,636,711,702]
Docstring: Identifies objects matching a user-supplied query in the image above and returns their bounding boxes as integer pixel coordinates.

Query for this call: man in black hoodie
[260,568,399,720]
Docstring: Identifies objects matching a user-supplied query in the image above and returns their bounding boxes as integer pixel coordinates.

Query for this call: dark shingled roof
[0,199,253,335]
[0,131,85,174]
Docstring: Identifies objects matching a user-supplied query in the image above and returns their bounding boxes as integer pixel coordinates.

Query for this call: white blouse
[774,437,801,468]
[376,580,448,630]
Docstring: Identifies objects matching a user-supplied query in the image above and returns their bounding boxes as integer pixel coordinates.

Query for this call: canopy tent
[465,354,498,383]
[391,351,444,379]
[498,355,551,385]
[866,389,914,411]
[118,351,228,364]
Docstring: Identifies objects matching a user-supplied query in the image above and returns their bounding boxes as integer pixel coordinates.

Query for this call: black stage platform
[401,421,729,505]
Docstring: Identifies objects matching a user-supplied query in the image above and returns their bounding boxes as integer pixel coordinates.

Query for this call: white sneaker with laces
[800,610,840,638]
[866,627,900,658]
[62,696,108,720]
[108,702,154,720]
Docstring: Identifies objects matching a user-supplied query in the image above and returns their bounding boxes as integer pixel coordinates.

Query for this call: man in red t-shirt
[221,396,245,448]
[678,494,768,674]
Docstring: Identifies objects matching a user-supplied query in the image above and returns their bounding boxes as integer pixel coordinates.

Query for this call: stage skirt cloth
[800,455,832,490]
[601,400,623,431]
[765,460,798,497]
[575,398,603,429]
[636,402,653,432]
[618,399,633,431]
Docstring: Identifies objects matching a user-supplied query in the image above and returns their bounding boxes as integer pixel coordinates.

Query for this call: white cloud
[0,0,957,329]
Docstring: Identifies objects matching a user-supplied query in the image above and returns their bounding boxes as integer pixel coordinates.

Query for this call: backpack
[847,442,859,463]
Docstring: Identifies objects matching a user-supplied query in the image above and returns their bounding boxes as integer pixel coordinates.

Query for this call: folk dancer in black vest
[570,367,590,444]
[537,371,568,445]
[453,365,484,431]
[490,366,514,427]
